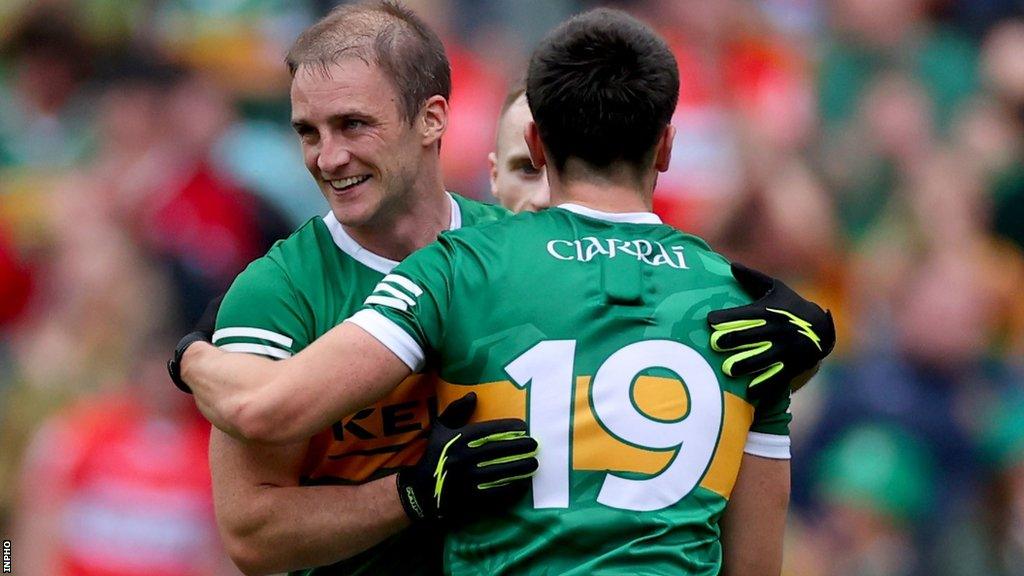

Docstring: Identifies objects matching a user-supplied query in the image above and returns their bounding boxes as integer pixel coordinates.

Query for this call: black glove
[397,392,538,523]
[167,294,225,394]
[707,262,835,393]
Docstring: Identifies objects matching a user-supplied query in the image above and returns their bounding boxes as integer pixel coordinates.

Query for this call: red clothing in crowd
[20,394,220,576]
[142,163,264,285]
[653,32,813,234]
[441,42,505,195]
[0,224,32,326]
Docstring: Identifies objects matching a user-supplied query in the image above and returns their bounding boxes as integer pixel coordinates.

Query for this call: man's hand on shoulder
[708,262,836,394]
[397,392,539,524]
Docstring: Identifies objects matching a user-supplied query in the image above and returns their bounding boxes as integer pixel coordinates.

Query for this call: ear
[654,124,675,173]
[525,121,546,170]
[488,151,500,199]
[420,95,449,147]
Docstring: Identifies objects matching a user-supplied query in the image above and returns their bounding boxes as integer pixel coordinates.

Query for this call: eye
[343,118,367,130]
[514,160,541,177]
[293,124,318,143]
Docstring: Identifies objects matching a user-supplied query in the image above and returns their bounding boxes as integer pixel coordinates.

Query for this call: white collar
[557,203,662,225]
[323,192,462,274]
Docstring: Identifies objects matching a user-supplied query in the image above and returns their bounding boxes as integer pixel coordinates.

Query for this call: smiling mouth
[328,175,371,192]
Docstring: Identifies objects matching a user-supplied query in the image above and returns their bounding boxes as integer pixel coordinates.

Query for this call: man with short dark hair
[488,81,832,394]
[177,8,827,574]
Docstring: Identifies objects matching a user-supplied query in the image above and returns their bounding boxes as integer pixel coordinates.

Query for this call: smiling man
[198,4,526,576]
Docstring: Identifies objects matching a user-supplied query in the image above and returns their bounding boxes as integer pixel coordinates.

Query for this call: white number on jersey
[505,339,723,512]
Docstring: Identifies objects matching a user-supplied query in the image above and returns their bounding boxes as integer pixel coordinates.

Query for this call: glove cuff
[167,331,211,394]
[396,468,430,523]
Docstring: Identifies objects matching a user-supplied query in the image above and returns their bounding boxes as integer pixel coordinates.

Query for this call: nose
[317,135,352,175]
[527,185,551,211]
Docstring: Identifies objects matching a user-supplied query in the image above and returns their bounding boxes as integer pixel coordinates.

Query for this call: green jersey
[212,193,508,576]
[351,203,792,575]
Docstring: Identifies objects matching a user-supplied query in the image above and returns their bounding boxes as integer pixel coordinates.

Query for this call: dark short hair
[526,9,678,174]
[286,0,451,125]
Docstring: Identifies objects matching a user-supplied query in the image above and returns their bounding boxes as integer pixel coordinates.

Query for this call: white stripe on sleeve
[743,431,791,460]
[382,274,423,296]
[219,343,293,359]
[212,327,294,348]
[373,282,416,306]
[346,309,425,372]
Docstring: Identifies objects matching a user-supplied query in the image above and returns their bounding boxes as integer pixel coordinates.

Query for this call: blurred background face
[489,93,549,212]
[291,59,424,227]
[982,20,1024,106]
[833,0,922,46]
[96,82,164,155]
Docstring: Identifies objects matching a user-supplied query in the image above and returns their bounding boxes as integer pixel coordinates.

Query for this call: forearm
[182,341,278,438]
[211,430,412,575]
[221,476,410,575]
[182,342,345,443]
[182,323,410,444]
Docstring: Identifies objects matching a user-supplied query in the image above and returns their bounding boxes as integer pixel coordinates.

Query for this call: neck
[343,167,451,262]
[550,180,652,214]
[546,159,657,214]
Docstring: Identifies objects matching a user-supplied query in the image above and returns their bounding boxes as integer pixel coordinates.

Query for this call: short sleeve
[346,238,456,372]
[214,257,312,358]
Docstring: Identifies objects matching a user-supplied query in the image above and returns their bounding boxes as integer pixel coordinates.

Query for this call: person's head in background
[2,9,92,115]
[523,8,679,207]
[489,83,549,212]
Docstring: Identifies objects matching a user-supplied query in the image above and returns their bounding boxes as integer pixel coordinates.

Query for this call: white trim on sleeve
[346,309,426,372]
[743,431,791,460]
[382,274,423,296]
[219,343,293,359]
[364,295,409,311]
[374,282,417,305]
[212,327,294,348]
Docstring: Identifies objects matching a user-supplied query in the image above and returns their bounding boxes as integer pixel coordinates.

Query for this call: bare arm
[720,454,790,576]
[210,429,410,575]
[182,322,411,444]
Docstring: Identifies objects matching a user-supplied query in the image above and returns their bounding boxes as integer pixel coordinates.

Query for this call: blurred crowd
[0,0,1022,575]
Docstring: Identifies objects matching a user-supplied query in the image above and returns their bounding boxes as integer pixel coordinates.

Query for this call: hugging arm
[182,321,412,444]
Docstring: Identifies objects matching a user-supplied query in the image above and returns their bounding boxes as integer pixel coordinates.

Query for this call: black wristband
[167,331,211,394]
